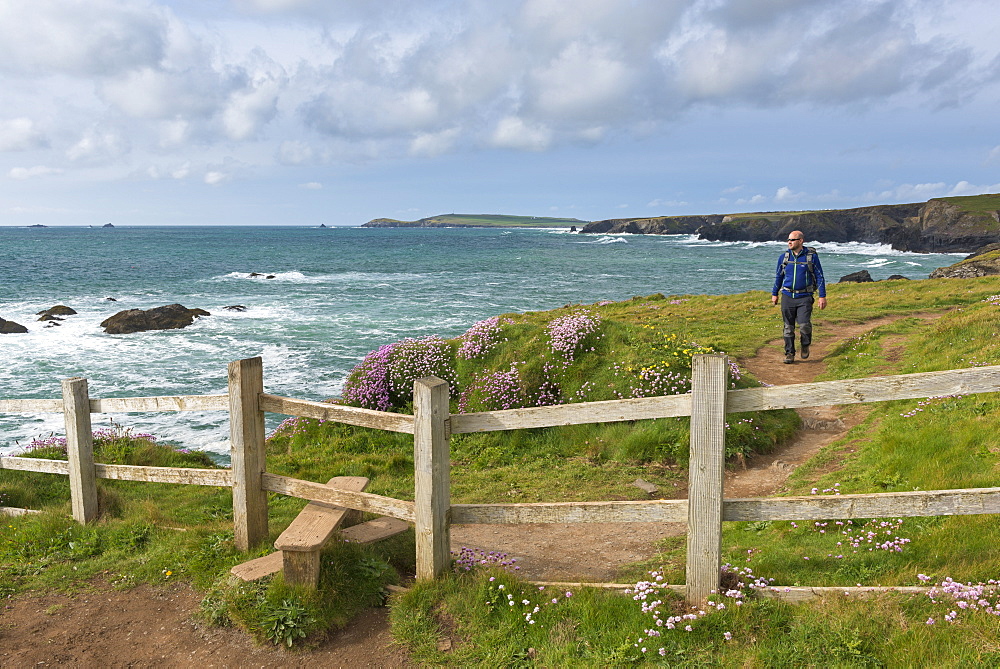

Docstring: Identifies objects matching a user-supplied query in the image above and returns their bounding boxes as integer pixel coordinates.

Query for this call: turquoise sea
[0,225,964,457]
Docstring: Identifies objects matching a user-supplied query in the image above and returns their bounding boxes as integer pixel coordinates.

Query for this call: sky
[1,0,999,227]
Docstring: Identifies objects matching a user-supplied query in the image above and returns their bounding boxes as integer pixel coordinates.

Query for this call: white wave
[862,258,894,268]
[214,270,430,284]
[576,236,628,245]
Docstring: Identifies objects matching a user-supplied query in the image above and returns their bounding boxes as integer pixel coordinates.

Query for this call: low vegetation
[3,275,1000,663]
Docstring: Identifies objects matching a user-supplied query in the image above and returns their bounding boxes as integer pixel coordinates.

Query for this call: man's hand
[818,297,827,310]
[771,295,778,306]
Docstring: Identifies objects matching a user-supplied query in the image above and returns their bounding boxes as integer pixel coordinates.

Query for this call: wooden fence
[3,355,1000,605]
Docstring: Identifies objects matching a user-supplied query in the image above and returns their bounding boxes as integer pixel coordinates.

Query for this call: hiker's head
[786,231,805,250]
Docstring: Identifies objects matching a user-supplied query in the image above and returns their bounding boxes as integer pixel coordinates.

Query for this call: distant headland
[580,194,1000,254]
[362,213,586,229]
[364,194,1000,254]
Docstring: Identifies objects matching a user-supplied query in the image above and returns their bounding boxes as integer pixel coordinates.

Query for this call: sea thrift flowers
[547,310,602,363]
[922,575,1000,624]
[342,336,457,410]
[457,316,512,359]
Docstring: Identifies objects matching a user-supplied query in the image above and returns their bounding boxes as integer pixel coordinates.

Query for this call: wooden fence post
[414,376,451,580]
[229,357,268,551]
[62,377,99,524]
[686,354,730,606]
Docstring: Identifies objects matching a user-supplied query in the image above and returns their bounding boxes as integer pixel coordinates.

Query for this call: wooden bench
[229,476,409,588]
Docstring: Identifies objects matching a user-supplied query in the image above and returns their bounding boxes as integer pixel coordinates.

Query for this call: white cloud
[204,171,230,186]
[774,186,802,203]
[299,181,323,189]
[8,165,63,180]
[948,180,1000,196]
[647,198,688,208]
[490,117,552,151]
[67,127,130,163]
[0,118,47,152]
[409,128,461,157]
[0,0,169,76]
[987,145,1000,164]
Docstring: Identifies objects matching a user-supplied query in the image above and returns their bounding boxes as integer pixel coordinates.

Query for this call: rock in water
[101,304,210,334]
[37,305,78,318]
[0,317,29,334]
[839,270,874,283]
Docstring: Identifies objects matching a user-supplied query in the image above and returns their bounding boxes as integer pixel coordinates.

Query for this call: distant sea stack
[579,194,1000,254]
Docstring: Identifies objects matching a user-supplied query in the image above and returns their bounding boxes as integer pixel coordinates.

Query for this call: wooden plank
[339,517,409,544]
[0,457,70,474]
[230,551,282,581]
[450,393,692,433]
[262,473,416,522]
[228,357,268,551]
[727,365,1000,413]
[0,506,42,517]
[723,487,1000,521]
[0,398,64,413]
[63,378,99,524]
[413,376,451,581]
[94,464,232,487]
[452,500,688,524]
[259,393,415,434]
[91,394,228,413]
[0,395,228,414]
[274,476,369,551]
[686,354,729,606]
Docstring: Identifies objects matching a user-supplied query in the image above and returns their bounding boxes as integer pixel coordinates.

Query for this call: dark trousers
[780,293,814,356]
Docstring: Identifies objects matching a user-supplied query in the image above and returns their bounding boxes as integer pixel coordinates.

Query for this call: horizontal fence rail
[259,393,415,434]
[452,487,1000,525]
[0,394,229,414]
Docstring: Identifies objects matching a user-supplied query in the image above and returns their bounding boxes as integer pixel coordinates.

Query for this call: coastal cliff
[580,194,1000,253]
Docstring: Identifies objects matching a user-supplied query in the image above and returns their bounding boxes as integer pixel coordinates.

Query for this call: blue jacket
[773,247,826,298]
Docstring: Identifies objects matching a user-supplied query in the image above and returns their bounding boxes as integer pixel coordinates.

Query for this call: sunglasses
[787,238,802,242]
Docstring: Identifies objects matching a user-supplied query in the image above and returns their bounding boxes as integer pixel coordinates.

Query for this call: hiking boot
[800,345,810,359]
[784,354,794,364]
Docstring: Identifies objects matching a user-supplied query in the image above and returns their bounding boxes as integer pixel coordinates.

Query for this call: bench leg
[282,550,321,588]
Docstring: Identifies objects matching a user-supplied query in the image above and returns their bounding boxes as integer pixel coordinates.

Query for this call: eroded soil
[0,313,937,666]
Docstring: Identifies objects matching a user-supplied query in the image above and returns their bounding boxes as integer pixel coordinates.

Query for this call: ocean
[0,225,964,458]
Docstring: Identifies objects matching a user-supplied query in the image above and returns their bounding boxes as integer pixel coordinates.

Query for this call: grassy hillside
[4,274,1000,659]
[937,193,1000,213]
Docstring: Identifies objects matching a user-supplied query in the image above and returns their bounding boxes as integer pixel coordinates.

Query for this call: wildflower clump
[919,573,1000,625]
[784,485,911,559]
[457,316,512,359]
[547,310,602,364]
[452,546,519,573]
[627,564,773,656]
[458,363,527,413]
[342,336,457,411]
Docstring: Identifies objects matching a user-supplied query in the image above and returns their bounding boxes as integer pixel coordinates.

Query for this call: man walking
[771,231,827,364]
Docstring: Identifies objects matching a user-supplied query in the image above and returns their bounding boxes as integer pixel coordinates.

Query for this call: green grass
[937,193,1000,213]
[7,273,1000,659]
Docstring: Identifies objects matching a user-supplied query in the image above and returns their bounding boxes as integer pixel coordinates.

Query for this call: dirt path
[0,313,938,666]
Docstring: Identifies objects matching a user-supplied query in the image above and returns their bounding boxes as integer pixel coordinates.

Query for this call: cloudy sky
[1,0,999,226]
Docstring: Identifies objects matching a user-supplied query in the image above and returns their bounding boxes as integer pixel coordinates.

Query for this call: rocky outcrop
[580,215,723,235]
[929,250,1000,279]
[839,270,874,283]
[0,317,29,334]
[101,304,210,334]
[37,305,77,320]
[579,195,1000,253]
